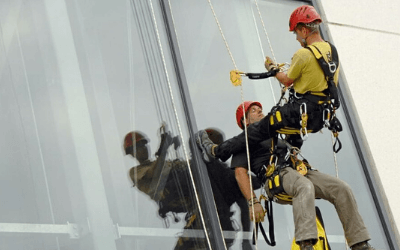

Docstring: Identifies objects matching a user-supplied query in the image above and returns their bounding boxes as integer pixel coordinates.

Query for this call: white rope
[165,0,230,246]
[249,2,277,105]
[253,0,277,63]
[252,0,288,105]
[148,0,215,248]
[206,0,238,70]
[206,1,259,248]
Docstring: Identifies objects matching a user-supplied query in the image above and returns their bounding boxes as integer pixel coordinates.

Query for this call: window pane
[0,0,210,249]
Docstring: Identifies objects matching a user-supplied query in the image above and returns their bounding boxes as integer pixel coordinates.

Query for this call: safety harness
[304,42,343,152]
[253,138,313,246]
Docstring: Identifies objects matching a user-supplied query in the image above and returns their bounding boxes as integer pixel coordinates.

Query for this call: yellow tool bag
[291,206,331,250]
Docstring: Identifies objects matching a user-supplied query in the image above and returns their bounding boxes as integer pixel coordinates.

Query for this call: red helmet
[289,5,322,32]
[123,131,148,153]
[236,101,262,130]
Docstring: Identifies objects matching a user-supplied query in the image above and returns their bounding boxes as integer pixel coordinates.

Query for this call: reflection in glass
[124,126,262,249]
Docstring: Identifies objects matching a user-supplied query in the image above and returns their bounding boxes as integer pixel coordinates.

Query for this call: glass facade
[0,0,394,249]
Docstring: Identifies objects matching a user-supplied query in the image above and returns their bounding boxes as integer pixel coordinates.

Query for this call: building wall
[318,0,400,244]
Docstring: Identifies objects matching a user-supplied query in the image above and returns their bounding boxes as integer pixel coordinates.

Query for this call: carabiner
[269,154,278,166]
[300,127,308,141]
[328,62,337,74]
[300,103,307,114]
[323,108,331,127]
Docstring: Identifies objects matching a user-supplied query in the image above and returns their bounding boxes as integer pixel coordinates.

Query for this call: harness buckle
[328,62,337,74]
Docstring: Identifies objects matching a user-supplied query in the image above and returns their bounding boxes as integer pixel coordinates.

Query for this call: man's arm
[235,167,265,222]
[275,72,294,87]
[235,167,256,201]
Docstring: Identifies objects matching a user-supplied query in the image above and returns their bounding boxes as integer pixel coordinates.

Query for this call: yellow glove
[249,202,265,223]
[264,56,279,72]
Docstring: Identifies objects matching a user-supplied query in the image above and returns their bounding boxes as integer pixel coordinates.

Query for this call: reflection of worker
[205,101,374,250]
[124,128,186,211]
[125,127,203,250]
[124,126,257,249]
[196,5,343,164]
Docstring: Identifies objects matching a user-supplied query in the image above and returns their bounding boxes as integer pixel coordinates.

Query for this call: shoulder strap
[306,42,340,109]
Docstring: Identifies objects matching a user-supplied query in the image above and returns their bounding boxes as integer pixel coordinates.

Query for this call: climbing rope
[206,0,259,248]
[147,1,215,249]
[249,2,277,104]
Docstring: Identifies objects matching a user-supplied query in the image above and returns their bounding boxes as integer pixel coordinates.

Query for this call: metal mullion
[158,0,227,249]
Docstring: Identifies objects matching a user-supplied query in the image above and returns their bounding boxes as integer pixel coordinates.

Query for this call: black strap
[306,42,340,109]
[252,199,276,246]
[246,69,278,79]
[333,136,342,153]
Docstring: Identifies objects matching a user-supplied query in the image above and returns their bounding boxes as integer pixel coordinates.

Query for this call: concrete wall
[317,0,400,245]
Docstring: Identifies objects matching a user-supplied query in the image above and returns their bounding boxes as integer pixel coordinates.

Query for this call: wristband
[248,197,259,207]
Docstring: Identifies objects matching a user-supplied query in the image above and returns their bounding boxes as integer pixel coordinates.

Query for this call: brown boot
[351,241,376,250]
[299,240,314,250]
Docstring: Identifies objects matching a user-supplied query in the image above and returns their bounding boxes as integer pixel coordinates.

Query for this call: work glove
[264,56,279,72]
[172,136,181,150]
[155,131,173,157]
[249,202,265,223]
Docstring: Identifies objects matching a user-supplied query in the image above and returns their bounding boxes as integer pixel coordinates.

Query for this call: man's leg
[280,167,318,243]
[306,170,371,246]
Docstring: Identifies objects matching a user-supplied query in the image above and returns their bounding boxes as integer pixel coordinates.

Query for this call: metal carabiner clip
[269,154,278,166]
[322,108,331,127]
[299,103,307,126]
[300,127,308,141]
[293,91,302,99]
[328,62,337,74]
[300,103,307,114]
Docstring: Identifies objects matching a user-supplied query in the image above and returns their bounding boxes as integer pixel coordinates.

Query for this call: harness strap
[253,199,276,246]
[306,42,340,109]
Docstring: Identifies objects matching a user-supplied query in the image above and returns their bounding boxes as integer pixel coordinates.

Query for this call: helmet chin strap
[301,38,307,47]
[301,29,318,47]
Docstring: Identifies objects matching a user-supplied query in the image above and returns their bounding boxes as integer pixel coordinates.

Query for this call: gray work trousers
[268,167,370,246]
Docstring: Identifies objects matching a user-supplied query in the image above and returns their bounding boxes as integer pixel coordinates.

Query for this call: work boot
[298,240,314,250]
[195,130,216,163]
[351,241,376,250]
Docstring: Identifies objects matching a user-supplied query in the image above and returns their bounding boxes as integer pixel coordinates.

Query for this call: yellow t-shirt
[287,42,340,95]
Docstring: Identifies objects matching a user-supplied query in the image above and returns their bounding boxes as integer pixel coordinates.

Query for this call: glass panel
[169,0,389,249]
[0,0,210,249]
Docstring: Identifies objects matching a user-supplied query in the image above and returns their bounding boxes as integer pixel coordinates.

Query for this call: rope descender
[230,70,245,86]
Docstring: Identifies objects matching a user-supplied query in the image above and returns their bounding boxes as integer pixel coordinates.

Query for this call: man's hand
[249,203,265,223]
[264,56,279,72]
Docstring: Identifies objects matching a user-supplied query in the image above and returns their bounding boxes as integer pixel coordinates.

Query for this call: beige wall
[317,0,400,244]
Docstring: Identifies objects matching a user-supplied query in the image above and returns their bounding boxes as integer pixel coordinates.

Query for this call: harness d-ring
[328,61,337,74]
